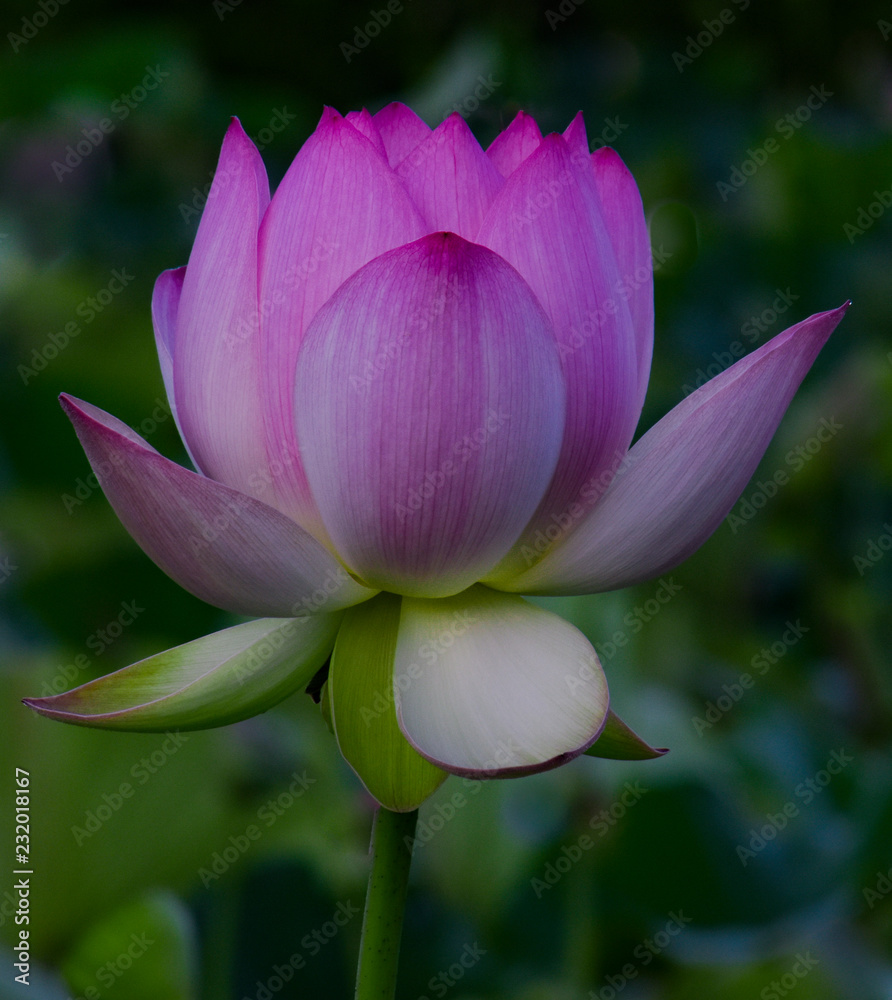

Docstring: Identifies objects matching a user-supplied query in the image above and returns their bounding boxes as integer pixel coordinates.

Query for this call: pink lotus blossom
[26,105,848,811]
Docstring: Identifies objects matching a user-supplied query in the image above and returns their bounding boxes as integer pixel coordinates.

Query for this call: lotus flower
[25,104,847,811]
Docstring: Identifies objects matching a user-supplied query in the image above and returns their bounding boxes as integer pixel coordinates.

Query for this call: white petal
[394,586,609,777]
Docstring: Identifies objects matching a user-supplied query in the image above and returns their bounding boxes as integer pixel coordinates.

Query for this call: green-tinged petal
[395,585,610,778]
[584,709,668,760]
[23,615,341,731]
[329,593,447,812]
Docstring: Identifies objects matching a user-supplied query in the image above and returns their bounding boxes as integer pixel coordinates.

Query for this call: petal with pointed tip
[562,111,589,159]
[478,135,639,581]
[23,616,340,731]
[60,394,378,617]
[345,108,388,159]
[257,107,427,533]
[329,593,447,812]
[592,147,654,416]
[373,102,432,167]
[485,110,543,177]
[501,304,850,595]
[395,586,610,778]
[584,709,667,760]
[395,114,504,240]
[174,118,271,499]
[294,233,565,598]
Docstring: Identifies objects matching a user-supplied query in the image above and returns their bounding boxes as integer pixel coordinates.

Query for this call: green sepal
[584,708,668,760]
[329,593,447,812]
[319,679,334,735]
[24,615,342,732]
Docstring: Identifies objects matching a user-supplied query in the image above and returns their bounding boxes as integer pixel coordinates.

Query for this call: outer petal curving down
[499,304,850,595]
[24,616,341,731]
[61,395,378,617]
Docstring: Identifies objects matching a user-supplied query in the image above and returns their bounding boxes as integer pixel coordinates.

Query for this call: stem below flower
[355,806,418,1000]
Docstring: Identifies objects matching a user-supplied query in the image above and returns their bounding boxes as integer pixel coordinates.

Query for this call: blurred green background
[1,0,891,997]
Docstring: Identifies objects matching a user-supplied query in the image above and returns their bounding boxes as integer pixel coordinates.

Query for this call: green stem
[355,806,418,1000]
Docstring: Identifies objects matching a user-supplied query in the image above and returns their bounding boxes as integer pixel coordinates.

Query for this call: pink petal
[592,147,654,417]
[395,113,505,240]
[173,118,271,500]
[151,266,203,472]
[151,266,184,407]
[293,233,566,598]
[485,110,543,177]
[257,107,427,534]
[477,134,640,579]
[373,102,432,168]
[61,394,378,617]
[562,111,589,159]
[500,305,850,595]
[345,108,388,159]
